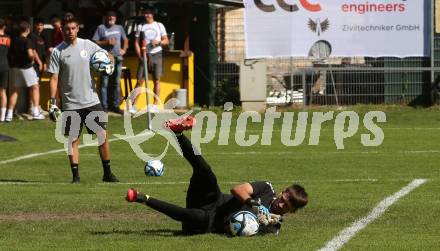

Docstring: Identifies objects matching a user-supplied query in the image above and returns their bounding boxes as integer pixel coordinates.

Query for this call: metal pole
[431,0,435,84]
[290,57,293,105]
[142,37,152,130]
[329,65,339,107]
[302,70,306,111]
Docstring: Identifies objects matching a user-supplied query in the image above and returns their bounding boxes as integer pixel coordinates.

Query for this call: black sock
[71,163,79,178]
[102,160,111,176]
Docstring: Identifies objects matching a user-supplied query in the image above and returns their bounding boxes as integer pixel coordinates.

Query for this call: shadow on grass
[0,134,17,142]
[0,179,31,183]
[90,229,183,237]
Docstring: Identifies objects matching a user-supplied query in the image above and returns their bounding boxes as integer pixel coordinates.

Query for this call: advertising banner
[244,0,430,58]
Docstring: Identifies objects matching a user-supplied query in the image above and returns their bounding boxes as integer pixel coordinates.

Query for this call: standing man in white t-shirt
[131,8,168,113]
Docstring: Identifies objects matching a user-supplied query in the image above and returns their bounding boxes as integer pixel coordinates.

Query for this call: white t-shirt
[135,21,167,54]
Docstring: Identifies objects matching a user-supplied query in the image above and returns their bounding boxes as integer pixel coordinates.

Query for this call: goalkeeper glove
[48,97,61,122]
[266,213,282,225]
[246,198,270,215]
[246,198,271,225]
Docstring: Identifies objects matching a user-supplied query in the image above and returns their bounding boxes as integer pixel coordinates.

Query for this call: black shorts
[181,195,228,235]
[0,70,8,89]
[62,104,107,137]
[136,52,163,81]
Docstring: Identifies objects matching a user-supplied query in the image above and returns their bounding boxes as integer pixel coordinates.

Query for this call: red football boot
[126,188,138,202]
[165,115,196,133]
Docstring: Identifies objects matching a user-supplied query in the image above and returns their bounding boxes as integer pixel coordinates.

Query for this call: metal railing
[214,5,439,107]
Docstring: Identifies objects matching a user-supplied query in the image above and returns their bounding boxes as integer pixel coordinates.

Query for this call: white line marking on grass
[318,179,427,251]
[0,179,381,186]
[5,148,437,166]
[2,178,433,186]
[0,149,380,166]
[334,178,378,182]
[0,139,115,165]
[387,127,440,130]
[0,127,437,166]
[113,179,379,185]
[0,148,66,165]
[0,182,73,185]
[206,151,380,156]
[0,134,148,166]
[236,128,440,133]
[403,150,440,154]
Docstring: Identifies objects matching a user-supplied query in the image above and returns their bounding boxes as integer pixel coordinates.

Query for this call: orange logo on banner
[300,0,322,12]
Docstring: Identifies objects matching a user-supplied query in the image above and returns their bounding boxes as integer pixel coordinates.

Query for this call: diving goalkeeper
[126,115,308,235]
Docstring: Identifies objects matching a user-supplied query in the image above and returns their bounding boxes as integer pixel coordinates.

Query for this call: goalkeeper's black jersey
[212,181,280,234]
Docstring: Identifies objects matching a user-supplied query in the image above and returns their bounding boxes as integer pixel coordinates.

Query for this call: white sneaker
[148,104,160,113]
[129,106,138,115]
[5,116,12,122]
[33,113,45,120]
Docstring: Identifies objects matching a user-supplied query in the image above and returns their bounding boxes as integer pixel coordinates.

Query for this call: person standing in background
[0,19,10,122]
[6,20,44,122]
[132,8,168,114]
[48,15,63,53]
[28,18,47,115]
[93,10,128,114]
[30,18,47,76]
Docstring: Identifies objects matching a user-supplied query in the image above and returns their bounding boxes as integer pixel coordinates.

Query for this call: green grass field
[0,106,439,250]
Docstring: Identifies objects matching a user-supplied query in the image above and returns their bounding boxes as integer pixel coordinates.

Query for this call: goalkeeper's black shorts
[62,104,107,136]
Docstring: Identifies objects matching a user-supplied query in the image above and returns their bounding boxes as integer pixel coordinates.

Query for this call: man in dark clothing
[28,18,47,116]
[126,116,308,235]
[0,18,10,122]
[46,15,63,54]
[30,18,47,77]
